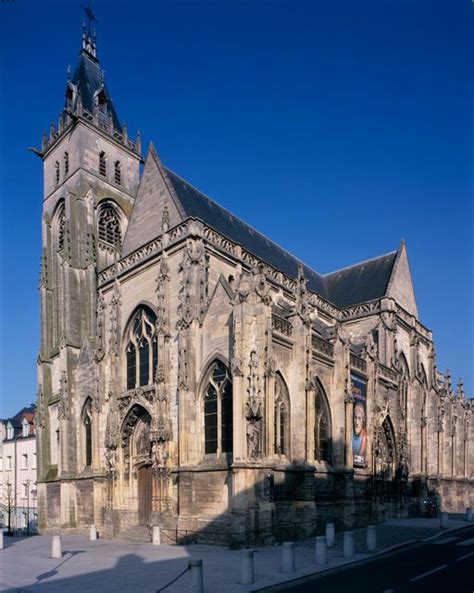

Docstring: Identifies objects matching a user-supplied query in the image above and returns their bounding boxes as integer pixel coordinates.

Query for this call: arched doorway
[373,415,397,501]
[122,405,153,526]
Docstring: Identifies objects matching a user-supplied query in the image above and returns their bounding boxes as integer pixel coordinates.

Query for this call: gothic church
[35,29,473,542]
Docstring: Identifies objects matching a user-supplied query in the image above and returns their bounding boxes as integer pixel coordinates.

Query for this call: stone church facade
[35,31,473,542]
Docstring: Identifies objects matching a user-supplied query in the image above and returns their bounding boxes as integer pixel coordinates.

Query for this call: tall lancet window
[98,204,121,250]
[55,161,60,185]
[125,307,157,390]
[203,361,233,455]
[274,373,290,456]
[314,385,332,463]
[64,152,69,177]
[114,161,122,185]
[56,202,66,252]
[82,398,93,468]
[99,151,107,176]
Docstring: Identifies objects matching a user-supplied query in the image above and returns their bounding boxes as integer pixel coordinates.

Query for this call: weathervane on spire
[82,0,98,37]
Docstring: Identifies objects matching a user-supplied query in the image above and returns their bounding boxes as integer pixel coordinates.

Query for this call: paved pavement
[0,515,471,593]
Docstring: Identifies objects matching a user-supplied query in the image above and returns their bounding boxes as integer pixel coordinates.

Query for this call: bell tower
[35,16,141,501]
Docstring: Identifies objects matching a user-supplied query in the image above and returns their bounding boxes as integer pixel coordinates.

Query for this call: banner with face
[351,374,367,467]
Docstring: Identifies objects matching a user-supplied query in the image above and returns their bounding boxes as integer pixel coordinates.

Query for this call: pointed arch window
[64,152,69,177]
[125,308,157,390]
[99,151,107,176]
[114,161,122,185]
[203,361,233,455]
[55,161,60,185]
[315,385,332,463]
[274,374,290,456]
[82,398,93,467]
[56,203,66,252]
[98,204,121,249]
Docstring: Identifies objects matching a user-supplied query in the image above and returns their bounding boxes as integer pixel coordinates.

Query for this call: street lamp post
[26,480,30,537]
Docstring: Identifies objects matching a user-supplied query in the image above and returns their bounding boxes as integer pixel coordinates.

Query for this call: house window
[314,386,332,463]
[22,422,29,437]
[125,308,157,389]
[64,152,69,176]
[22,454,28,469]
[203,361,233,455]
[82,399,93,467]
[23,483,29,498]
[6,424,13,440]
[99,151,107,176]
[6,456,12,470]
[97,204,121,249]
[55,161,60,185]
[32,453,37,470]
[114,161,121,185]
[274,373,290,456]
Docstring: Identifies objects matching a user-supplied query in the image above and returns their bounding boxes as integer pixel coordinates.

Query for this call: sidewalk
[0,515,470,593]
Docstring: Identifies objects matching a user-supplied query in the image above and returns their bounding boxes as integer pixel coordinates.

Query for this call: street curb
[251,538,420,592]
[420,523,473,542]
[252,523,474,592]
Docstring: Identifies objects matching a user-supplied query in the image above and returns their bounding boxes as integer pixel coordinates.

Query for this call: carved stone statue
[246,417,261,460]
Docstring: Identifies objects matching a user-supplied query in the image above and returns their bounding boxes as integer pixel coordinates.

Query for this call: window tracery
[203,361,233,455]
[82,398,93,467]
[314,385,331,462]
[56,203,66,252]
[98,204,121,249]
[274,373,290,456]
[125,308,157,390]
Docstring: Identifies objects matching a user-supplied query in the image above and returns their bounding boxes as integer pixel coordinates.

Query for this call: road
[267,525,474,593]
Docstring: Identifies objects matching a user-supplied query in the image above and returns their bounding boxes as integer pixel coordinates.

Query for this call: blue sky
[0,0,472,417]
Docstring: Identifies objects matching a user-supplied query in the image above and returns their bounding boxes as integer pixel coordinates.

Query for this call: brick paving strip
[0,516,469,593]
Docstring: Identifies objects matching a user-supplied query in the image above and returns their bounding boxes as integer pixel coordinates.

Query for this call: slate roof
[322,252,397,308]
[69,50,122,131]
[164,168,397,309]
[2,406,36,440]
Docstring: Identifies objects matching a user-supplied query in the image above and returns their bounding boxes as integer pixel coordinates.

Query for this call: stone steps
[116,526,151,543]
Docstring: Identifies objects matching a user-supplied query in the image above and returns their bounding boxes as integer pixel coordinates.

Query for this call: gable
[385,241,418,318]
[121,146,184,256]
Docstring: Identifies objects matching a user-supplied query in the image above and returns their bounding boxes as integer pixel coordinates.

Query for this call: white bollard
[343,531,354,558]
[152,526,161,545]
[281,542,295,573]
[315,535,327,565]
[441,513,449,529]
[326,522,335,548]
[240,550,255,585]
[188,559,204,593]
[366,525,377,551]
[89,524,97,541]
[51,535,62,559]
[466,508,473,522]
[0,529,3,550]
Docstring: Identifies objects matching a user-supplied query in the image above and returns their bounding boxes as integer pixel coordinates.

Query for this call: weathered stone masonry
[35,30,473,542]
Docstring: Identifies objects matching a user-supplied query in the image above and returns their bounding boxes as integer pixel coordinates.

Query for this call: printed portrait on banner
[351,374,367,467]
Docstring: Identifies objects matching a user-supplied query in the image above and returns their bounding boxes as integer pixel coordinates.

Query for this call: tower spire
[81,1,98,59]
